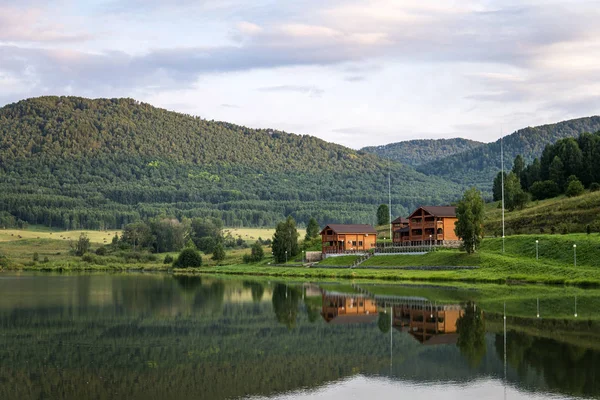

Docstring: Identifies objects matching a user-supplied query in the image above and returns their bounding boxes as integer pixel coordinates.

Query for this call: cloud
[0,6,92,43]
[257,85,324,97]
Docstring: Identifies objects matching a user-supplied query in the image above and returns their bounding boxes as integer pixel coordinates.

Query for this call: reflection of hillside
[0,276,599,399]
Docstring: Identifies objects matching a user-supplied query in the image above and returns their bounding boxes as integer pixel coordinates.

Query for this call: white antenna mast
[388,159,392,247]
[501,131,505,253]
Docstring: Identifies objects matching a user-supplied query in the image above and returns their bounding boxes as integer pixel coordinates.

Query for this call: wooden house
[321,292,378,324]
[320,224,377,254]
[391,217,410,245]
[408,206,459,246]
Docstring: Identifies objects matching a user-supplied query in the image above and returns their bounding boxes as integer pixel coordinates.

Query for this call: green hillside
[417,117,600,189]
[484,191,600,235]
[0,96,465,230]
[362,138,483,167]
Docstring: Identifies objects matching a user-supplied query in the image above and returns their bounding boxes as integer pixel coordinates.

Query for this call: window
[351,241,357,246]
[437,228,443,235]
[326,230,333,235]
[358,241,363,246]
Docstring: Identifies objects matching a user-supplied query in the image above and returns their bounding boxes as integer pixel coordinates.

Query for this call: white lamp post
[285,250,288,263]
[429,234,432,251]
[573,244,577,267]
[535,240,539,260]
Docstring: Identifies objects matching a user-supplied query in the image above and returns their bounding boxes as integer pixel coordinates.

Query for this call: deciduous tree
[455,188,484,254]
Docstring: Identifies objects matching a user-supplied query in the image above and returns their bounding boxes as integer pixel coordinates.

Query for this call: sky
[1,0,599,149]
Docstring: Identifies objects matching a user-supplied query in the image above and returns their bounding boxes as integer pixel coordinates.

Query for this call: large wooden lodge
[394,206,459,246]
[321,205,459,254]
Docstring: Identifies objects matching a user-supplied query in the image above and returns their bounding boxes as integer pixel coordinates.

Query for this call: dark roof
[409,206,457,218]
[320,224,377,234]
[392,217,409,224]
[394,227,410,233]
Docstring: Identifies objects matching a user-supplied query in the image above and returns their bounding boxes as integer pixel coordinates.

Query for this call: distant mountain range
[363,117,600,189]
[361,138,484,167]
[417,117,600,188]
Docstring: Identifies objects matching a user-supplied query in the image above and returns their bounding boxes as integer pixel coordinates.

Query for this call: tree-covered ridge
[362,138,483,167]
[0,96,466,229]
[417,117,600,189]
[0,96,381,172]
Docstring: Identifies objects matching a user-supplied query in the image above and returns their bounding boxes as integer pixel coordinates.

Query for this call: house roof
[409,206,457,218]
[320,224,377,235]
[394,227,410,233]
[392,217,409,224]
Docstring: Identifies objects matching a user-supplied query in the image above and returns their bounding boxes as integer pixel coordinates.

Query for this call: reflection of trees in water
[193,281,225,314]
[243,281,264,302]
[456,302,486,367]
[174,275,203,292]
[378,311,391,333]
[111,277,180,313]
[75,275,92,310]
[305,303,320,323]
[495,331,600,397]
[272,284,300,329]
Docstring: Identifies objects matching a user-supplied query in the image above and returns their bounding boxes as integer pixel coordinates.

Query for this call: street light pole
[573,244,577,267]
[535,240,539,260]
[285,250,288,264]
[429,234,432,251]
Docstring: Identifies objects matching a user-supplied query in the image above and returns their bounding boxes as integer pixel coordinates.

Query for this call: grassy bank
[176,234,600,286]
[485,190,600,235]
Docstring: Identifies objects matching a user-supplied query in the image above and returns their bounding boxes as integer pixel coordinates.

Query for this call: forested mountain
[0,96,465,230]
[417,117,600,189]
[361,138,483,167]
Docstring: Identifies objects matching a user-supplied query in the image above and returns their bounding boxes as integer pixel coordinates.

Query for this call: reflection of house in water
[393,301,463,345]
[320,287,467,346]
[321,292,378,324]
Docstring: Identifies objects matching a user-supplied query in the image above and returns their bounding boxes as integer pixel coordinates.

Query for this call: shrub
[561,226,568,235]
[163,254,174,264]
[73,233,91,256]
[244,241,265,264]
[32,252,39,262]
[95,246,107,256]
[566,179,585,197]
[587,224,592,235]
[551,227,556,235]
[530,180,561,200]
[173,248,203,268]
[43,256,49,263]
[590,182,600,192]
[212,243,226,262]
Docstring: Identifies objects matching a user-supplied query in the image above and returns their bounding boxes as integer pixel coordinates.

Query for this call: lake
[1,272,599,399]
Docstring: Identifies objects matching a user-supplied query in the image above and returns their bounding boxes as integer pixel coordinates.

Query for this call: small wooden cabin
[320,224,377,254]
[408,206,458,246]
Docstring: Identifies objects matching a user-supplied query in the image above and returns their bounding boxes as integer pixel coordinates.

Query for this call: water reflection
[0,273,599,400]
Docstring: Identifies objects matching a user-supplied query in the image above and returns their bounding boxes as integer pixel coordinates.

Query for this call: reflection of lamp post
[573,244,577,267]
[574,296,578,318]
[537,297,540,318]
[535,240,539,260]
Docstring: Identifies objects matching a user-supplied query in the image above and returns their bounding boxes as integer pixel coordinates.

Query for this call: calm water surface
[0,272,599,400]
